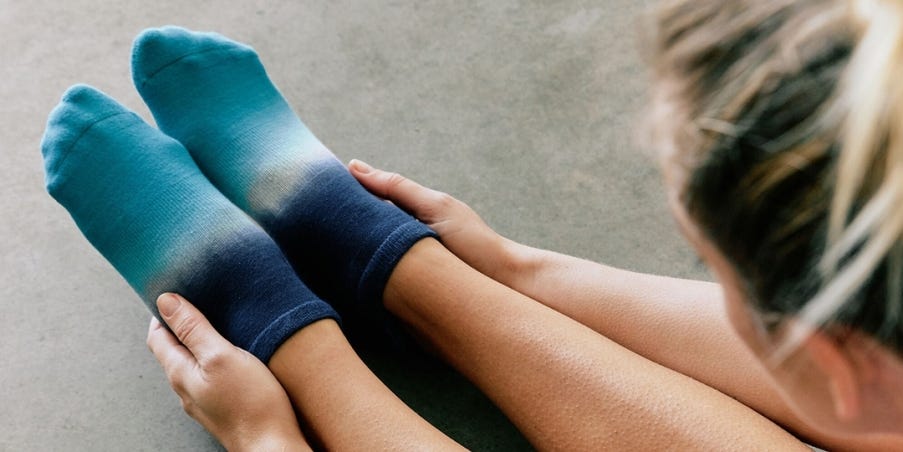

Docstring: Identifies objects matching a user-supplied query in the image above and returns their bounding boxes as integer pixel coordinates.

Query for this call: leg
[42,85,459,450]
[127,27,799,447]
[269,320,461,450]
[131,27,435,308]
[41,85,337,362]
[383,239,808,450]
[349,163,853,448]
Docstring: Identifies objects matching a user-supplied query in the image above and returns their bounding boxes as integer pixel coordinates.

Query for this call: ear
[802,330,862,421]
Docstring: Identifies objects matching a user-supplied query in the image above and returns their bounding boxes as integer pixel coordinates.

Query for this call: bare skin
[349,160,893,451]
[348,160,792,418]
[381,237,806,450]
[147,293,312,452]
[148,163,819,450]
[153,223,807,449]
[267,318,464,450]
[150,295,463,451]
[182,229,805,449]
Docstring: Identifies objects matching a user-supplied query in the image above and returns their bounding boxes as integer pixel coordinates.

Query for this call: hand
[147,293,309,452]
[349,159,528,284]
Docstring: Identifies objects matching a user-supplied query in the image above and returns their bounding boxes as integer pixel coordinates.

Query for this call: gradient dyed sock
[131,26,436,307]
[41,85,338,362]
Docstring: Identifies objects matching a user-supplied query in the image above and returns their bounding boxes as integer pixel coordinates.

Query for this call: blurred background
[0,0,707,450]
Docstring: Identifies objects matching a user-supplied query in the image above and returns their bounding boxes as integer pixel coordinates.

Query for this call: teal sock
[41,85,338,362]
[131,26,436,308]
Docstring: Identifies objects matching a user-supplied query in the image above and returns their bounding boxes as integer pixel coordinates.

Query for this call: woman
[47,0,903,449]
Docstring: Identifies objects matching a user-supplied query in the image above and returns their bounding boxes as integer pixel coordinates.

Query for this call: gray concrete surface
[1,0,709,450]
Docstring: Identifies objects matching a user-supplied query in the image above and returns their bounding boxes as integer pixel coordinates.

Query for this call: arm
[147,293,310,452]
[348,160,825,445]
[385,237,808,450]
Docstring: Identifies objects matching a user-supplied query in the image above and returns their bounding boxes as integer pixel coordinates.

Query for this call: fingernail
[350,159,373,174]
[157,293,181,317]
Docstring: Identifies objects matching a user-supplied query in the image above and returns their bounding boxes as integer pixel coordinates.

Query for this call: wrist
[492,236,541,290]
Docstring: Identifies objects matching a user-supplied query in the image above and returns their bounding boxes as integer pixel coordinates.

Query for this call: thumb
[348,159,446,222]
[156,293,228,362]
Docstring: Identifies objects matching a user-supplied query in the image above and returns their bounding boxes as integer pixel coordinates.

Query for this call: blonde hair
[649,0,903,351]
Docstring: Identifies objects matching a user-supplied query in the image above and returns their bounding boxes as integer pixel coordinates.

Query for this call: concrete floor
[1,0,711,450]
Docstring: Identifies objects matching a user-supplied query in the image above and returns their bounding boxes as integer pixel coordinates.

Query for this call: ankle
[381,238,492,338]
[383,238,445,313]
[270,318,345,367]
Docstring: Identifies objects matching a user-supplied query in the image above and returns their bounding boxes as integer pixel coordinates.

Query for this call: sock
[131,26,436,308]
[41,85,338,362]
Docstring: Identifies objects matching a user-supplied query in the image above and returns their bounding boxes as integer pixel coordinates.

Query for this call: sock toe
[41,84,136,191]
[41,83,340,362]
[130,27,437,307]
[131,26,252,87]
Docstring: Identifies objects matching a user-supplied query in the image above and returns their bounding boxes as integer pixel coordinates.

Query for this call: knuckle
[434,191,457,209]
[146,324,163,351]
[200,349,230,372]
[168,371,188,392]
[384,172,407,192]
[426,192,460,217]
[179,397,197,417]
[173,314,201,345]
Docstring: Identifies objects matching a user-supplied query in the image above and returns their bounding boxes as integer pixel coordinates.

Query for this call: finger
[348,159,446,220]
[147,315,196,386]
[156,293,229,363]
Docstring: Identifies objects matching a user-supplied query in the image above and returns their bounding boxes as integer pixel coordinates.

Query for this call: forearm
[348,162,865,449]
[386,239,806,451]
[492,243,832,444]
[348,160,782,416]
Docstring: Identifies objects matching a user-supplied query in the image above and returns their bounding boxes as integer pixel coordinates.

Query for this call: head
[646,0,903,441]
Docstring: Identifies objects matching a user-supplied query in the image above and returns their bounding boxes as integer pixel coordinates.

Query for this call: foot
[131,26,435,307]
[41,85,338,361]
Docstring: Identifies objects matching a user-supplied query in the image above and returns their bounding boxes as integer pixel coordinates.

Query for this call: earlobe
[803,331,862,421]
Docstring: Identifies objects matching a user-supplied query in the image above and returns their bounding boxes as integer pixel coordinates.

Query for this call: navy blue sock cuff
[357,220,437,306]
[246,299,340,363]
